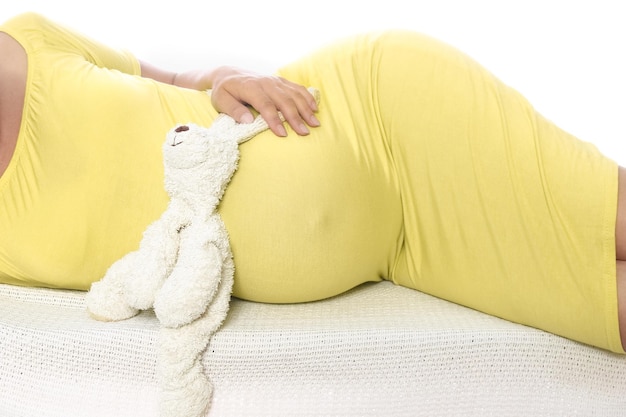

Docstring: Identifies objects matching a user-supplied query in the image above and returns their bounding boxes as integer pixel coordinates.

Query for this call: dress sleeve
[0,12,141,76]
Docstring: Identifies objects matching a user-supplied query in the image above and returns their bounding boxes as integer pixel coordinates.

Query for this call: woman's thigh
[348,30,623,353]
[615,167,626,260]
[614,167,626,350]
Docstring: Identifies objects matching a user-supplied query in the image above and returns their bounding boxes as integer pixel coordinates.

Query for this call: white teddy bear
[85,112,276,417]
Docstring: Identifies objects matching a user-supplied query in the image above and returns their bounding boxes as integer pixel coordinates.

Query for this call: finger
[211,91,254,124]
[287,81,320,114]
[280,85,320,127]
[253,97,288,137]
[261,84,317,136]
[273,80,320,128]
[276,98,311,136]
[284,84,321,128]
[215,78,289,136]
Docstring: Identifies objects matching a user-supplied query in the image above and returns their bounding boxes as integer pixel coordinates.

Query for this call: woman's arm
[140,61,319,137]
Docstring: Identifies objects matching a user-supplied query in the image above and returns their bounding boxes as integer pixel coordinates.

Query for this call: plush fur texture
[86,112,273,417]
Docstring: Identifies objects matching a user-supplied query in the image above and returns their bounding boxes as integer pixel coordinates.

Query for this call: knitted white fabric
[1,281,625,417]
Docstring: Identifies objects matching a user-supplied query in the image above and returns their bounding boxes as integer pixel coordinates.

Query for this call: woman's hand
[140,61,319,137]
[208,66,320,137]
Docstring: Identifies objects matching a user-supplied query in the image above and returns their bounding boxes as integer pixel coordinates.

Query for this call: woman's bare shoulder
[0,31,27,177]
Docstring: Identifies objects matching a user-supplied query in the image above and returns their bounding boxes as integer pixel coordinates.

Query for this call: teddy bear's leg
[153,220,225,328]
[158,262,234,417]
[86,251,141,321]
[159,324,212,417]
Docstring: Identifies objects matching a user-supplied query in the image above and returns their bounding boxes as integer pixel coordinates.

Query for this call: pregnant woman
[1,12,624,354]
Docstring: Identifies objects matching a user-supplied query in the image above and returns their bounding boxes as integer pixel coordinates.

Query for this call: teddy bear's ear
[308,87,321,106]
[235,115,271,144]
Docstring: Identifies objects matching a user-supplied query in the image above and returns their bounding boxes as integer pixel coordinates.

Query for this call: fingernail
[277,125,287,137]
[309,115,320,127]
[240,113,254,123]
[297,123,309,135]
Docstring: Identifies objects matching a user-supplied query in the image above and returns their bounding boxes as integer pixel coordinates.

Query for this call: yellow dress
[1,13,622,353]
[0,12,216,288]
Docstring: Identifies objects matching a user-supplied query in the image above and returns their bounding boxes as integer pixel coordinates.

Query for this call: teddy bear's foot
[159,325,214,417]
[159,371,212,417]
[86,278,139,322]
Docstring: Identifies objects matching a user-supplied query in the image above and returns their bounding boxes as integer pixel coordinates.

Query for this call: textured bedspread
[1,281,625,416]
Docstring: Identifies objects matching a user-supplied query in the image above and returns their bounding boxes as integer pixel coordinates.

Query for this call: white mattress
[1,281,625,416]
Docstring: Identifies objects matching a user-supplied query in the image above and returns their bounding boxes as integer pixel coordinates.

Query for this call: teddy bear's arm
[153,218,227,328]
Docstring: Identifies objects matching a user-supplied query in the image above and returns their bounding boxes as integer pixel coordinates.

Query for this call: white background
[3,0,625,163]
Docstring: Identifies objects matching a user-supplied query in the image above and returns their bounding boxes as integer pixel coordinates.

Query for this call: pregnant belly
[219,124,403,304]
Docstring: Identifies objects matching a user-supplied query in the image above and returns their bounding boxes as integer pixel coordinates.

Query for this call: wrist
[173,68,218,91]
